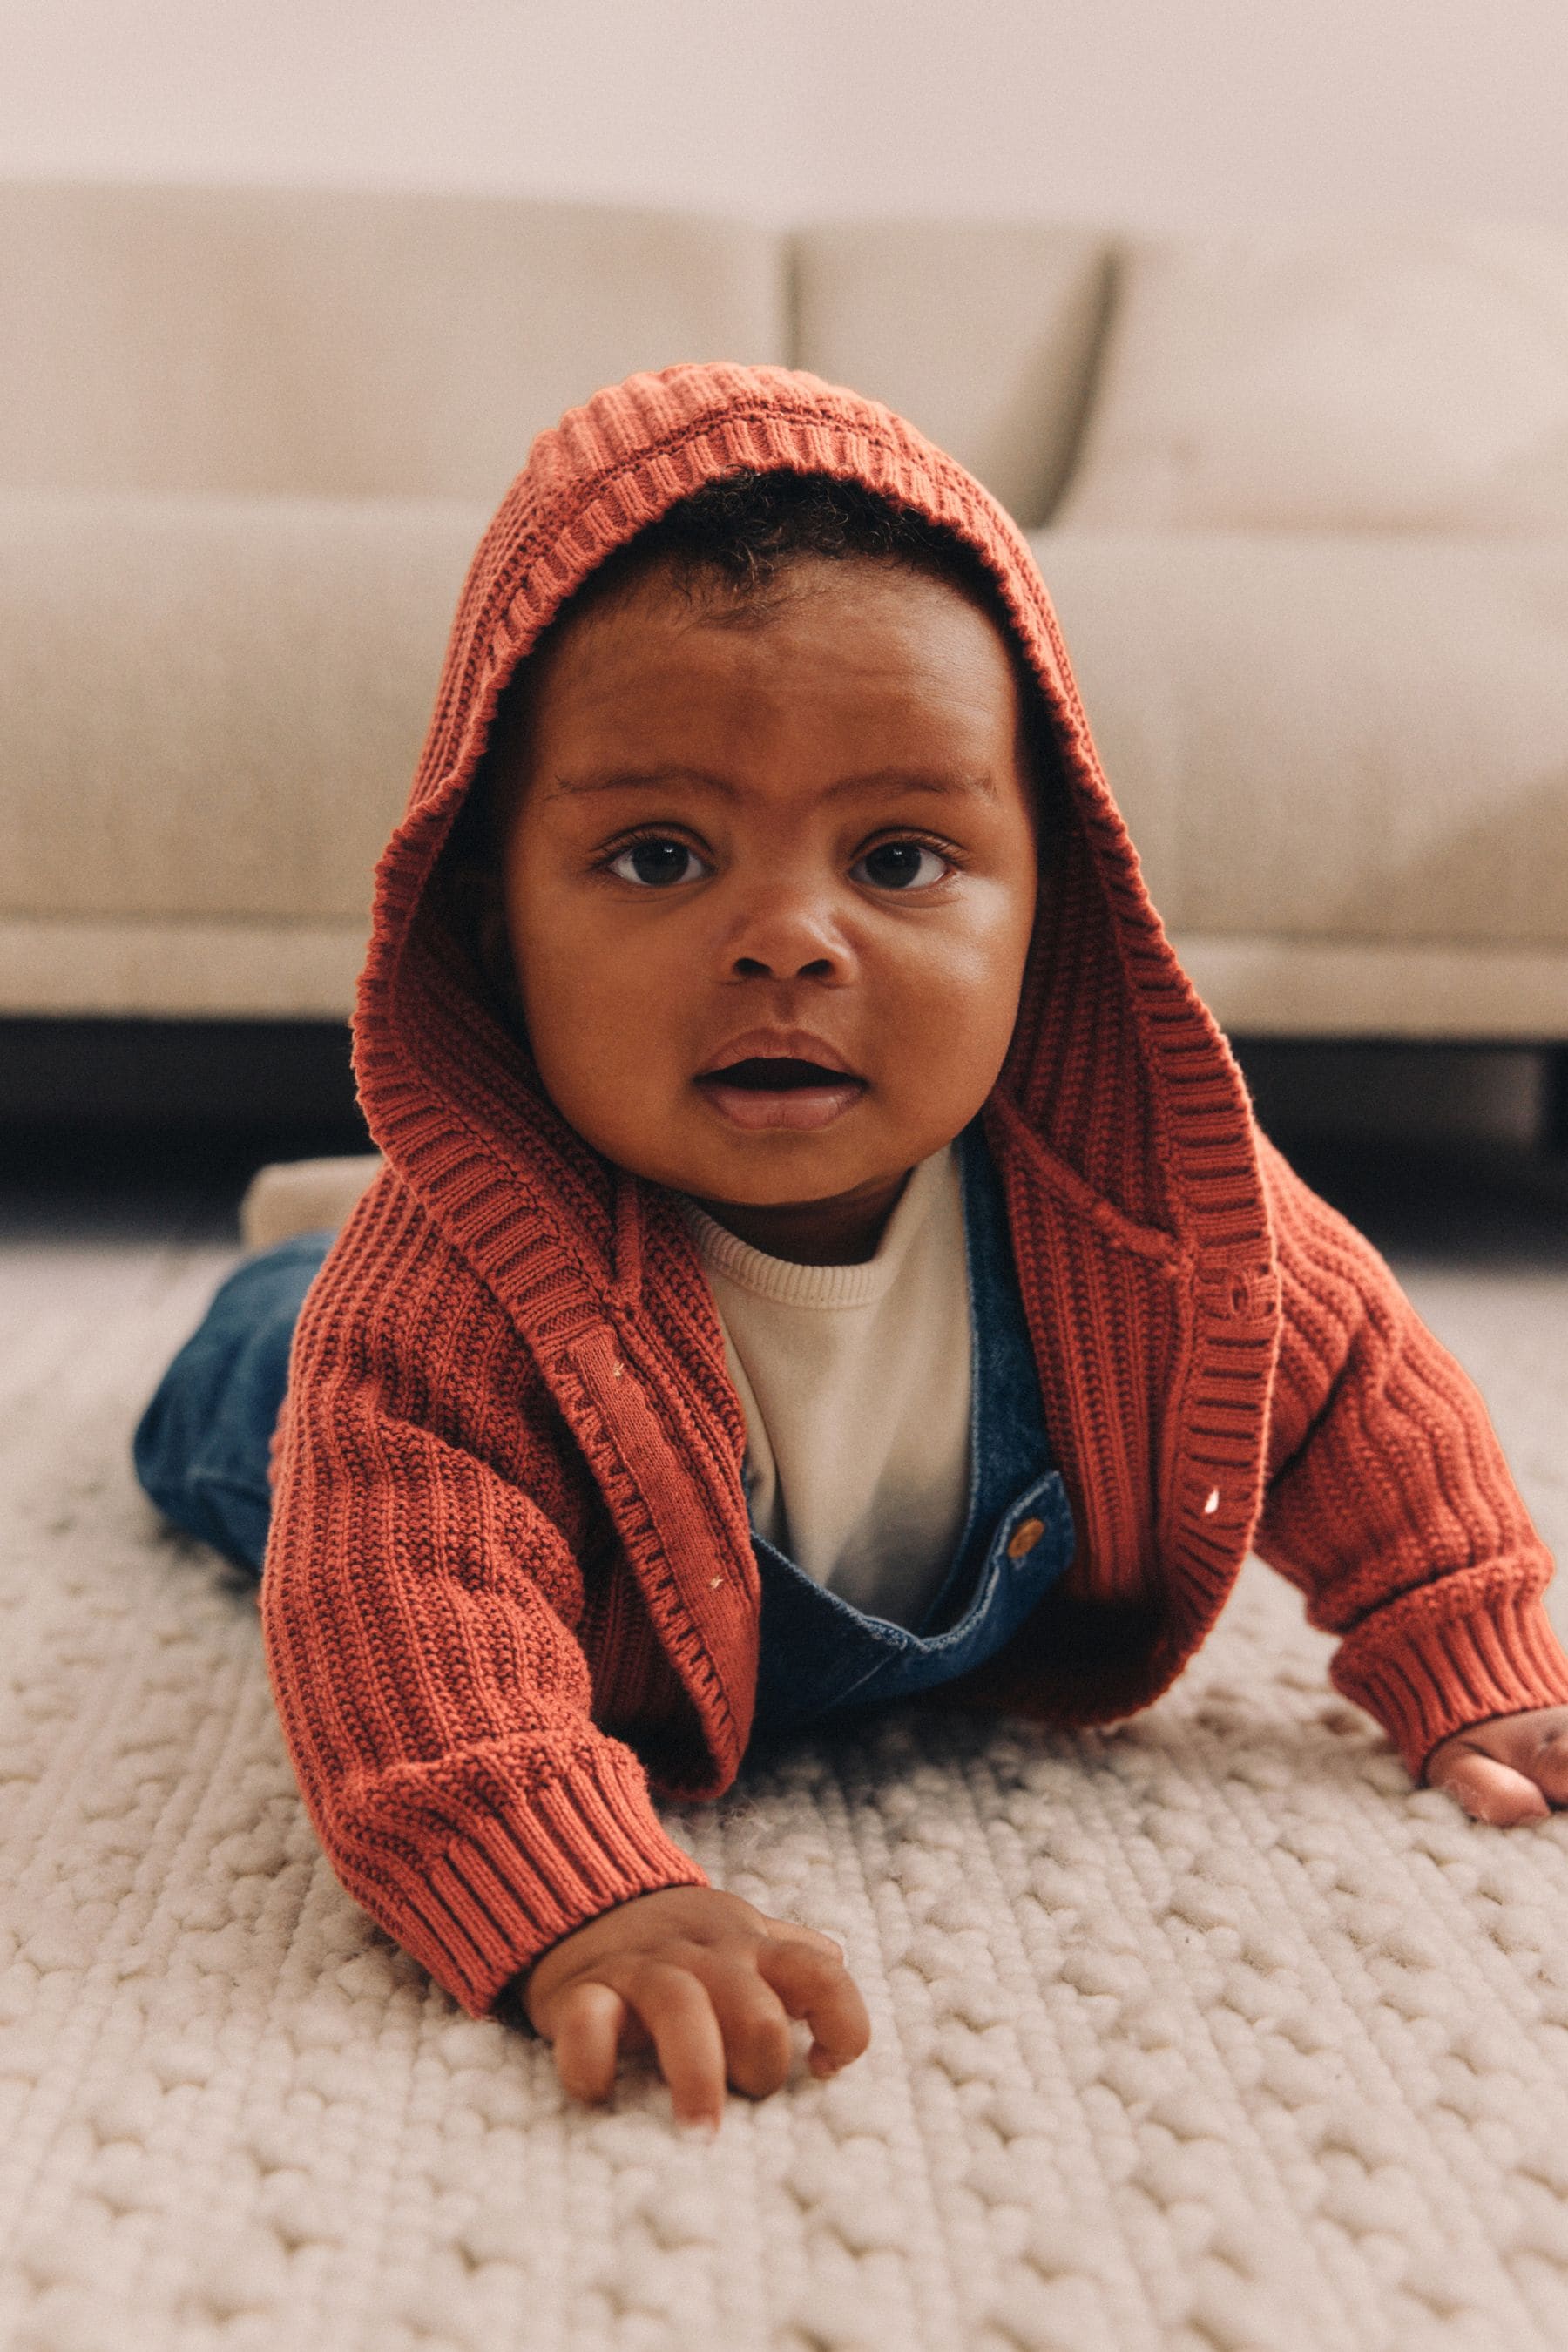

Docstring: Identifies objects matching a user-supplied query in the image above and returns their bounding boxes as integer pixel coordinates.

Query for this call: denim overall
[132,1122,1075,1742]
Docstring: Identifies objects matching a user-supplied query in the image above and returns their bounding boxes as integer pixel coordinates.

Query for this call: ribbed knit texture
[259,362,1568,2020]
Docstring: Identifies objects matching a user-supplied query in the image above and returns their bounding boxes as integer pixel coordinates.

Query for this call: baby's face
[492,555,1040,1258]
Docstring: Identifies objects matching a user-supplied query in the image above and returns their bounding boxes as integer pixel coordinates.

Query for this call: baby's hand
[516,1885,872,2130]
[1426,1706,1568,1824]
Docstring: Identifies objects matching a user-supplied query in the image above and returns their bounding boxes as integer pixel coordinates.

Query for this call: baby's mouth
[700,1058,857,1091]
[693,1058,868,1131]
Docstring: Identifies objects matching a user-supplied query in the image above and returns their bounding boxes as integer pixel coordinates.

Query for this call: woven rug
[3,1197,1567,2352]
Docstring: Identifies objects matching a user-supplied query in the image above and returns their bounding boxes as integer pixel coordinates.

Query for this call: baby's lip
[695,1028,862,1080]
[694,1065,867,1132]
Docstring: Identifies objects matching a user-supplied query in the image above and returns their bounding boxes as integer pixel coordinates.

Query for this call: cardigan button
[1007,1517,1046,1560]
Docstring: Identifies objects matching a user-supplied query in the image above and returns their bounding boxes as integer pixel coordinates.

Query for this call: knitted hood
[350,362,1281,1722]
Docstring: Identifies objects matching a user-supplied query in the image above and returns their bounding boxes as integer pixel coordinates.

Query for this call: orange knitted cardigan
[260,362,1568,2019]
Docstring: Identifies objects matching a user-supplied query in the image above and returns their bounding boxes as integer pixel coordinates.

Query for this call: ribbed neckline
[675,1143,957,1310]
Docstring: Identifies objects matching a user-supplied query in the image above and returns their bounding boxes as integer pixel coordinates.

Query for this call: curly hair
[558,467,1018,629]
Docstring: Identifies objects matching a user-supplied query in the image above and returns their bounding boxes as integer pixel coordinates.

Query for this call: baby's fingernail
[678,2115,720,2140]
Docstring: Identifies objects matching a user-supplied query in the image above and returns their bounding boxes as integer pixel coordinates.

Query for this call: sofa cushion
[1057,225,1568,531]
[1030,529,1568,950]
[794,220,1112,528]
[0,490,488,928]
[0,182,787,504]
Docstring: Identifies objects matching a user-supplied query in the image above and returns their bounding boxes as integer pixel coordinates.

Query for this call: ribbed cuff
[348,1741,710,2019]
[1332,1584,1568,1781]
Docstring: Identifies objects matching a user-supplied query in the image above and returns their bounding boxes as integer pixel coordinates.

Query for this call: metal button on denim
[1007,1516,1045,1560]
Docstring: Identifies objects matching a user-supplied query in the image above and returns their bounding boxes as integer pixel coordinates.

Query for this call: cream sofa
[5,183,1568,1049]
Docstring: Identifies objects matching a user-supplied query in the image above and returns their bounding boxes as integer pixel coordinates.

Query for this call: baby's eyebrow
[544,767,725,801]
[546,766,996,804]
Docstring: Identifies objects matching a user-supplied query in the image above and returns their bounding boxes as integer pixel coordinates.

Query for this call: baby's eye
[853,840,953,891]
[605,837,706,888]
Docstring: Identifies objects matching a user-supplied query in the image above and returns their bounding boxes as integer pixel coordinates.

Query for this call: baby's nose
[725,896,849,983]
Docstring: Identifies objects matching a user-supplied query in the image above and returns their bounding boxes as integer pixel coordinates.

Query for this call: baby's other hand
[1426,1706,1568,1824]
[516,1885,871,2130]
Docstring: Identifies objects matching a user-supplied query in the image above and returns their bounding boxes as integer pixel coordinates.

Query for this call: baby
[134,362,1568,2134]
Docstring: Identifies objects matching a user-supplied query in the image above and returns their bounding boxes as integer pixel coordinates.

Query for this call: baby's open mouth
[693,1058,868,1132]
[698,1058,863,1092]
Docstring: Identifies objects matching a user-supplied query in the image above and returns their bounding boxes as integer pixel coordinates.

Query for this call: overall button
[1007,1517,1045,1561]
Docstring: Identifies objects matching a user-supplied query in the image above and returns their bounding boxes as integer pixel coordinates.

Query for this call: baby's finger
[757,1936,872,2074]
[626,1963,728,2131]
[1432,1748,1551,1826]
[702,1964,796,2099]
[762,1918,846,1961]
[1522,1728,1568,1806]
[547,1980,630,2106]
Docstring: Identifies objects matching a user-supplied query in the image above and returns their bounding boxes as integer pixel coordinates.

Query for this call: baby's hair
[555,468,1020,634]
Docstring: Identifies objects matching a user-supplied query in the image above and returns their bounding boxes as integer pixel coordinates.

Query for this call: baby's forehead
[540,554,1025,693]
[479,551,1042,840]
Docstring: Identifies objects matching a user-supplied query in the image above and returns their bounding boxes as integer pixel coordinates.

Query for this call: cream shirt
[677,1142,972,1630]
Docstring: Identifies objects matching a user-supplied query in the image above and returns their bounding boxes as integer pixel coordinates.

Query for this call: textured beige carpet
[2,1187,1567,2352]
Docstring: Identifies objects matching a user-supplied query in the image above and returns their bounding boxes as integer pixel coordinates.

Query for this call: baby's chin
[545,1059,966,1211]
[602,1094,898,1208]
[656,1138,882,1211]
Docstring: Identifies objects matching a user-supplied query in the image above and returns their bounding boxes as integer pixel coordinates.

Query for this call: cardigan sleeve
[258,1189,706,2020]
[1250,1129,1568,1780]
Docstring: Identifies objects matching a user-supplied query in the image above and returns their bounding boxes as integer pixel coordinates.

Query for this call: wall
[3,0,1566,230]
